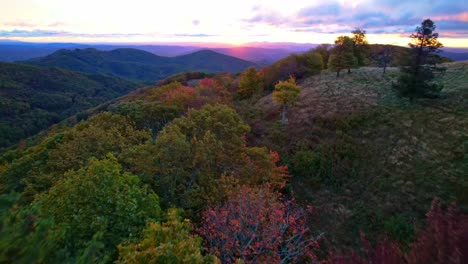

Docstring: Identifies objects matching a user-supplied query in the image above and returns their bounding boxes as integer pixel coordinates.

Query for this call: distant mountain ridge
[1,40,467,66]
[440,51,468,61]
[24,48,257,82]
[212,47,294,66]
[0,41,315,64]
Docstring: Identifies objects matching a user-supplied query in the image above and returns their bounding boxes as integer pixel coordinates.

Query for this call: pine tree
[393,19,445,102]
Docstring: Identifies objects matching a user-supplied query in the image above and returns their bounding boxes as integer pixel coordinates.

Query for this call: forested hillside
[25,48,257,82]
[0,62,141,149]
[1,57,466,262]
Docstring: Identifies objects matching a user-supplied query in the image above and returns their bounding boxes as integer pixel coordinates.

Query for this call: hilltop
[0,62,141,149]
[248,61,467,247]
[25,48,257,82]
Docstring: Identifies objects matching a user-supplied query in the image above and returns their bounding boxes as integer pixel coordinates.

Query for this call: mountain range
[24,48,257,82]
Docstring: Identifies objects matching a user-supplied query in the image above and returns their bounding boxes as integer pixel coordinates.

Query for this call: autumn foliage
[237,66,264,99]
[153,105,289,210]
[199,186,318,263]
[117,209,218,263]
[150,78,231,113]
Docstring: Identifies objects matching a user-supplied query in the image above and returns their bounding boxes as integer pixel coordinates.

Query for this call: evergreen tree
[393,19,445,102]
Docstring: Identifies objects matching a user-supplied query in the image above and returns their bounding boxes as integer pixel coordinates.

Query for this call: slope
[249,61,467,248]
[0,62,141,149]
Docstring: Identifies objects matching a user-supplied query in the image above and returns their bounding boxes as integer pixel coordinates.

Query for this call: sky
[1,0,467,47]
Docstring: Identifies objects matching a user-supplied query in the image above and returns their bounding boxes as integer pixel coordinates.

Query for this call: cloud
[47,21,68,28]
[437,20,468,32]
[245,9,287,26]
[174,33,219,37]
[0,29,66,37]
[3,20,68,29]
[192,20,200,26]
[297,3,342,17]
[243,0,468,37]
[432,2,468,15]
[4,21,38,28]
[0,29,147,38]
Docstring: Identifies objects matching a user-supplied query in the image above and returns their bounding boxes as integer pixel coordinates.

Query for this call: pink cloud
[433,12,468,22]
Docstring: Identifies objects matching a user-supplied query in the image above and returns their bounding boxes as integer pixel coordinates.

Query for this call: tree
[313,44,331,69]
[112,102,180,138]
[117,208,219,264]
[392,19,445,102]
[155,79,231,112]
[237,67,264,99]
[0,193,56,263]
[351,28,370,66]
[20,113,151,201]
[328,36,357,77]
[199,186,318,264]
[153,104,288,211]
[38,154,161,258]
[374,45,393,74]
[293,52,324,77]
[272,76,301,125]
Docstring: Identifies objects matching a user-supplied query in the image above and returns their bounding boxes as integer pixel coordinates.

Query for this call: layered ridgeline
[25,48,257,82]
[0,49,256,149]
[0,62,141,149]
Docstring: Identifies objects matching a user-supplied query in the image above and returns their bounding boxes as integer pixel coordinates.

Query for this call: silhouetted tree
[393,19,445,102]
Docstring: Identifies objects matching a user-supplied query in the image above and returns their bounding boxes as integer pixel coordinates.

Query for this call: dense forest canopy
[0,62,141,150]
